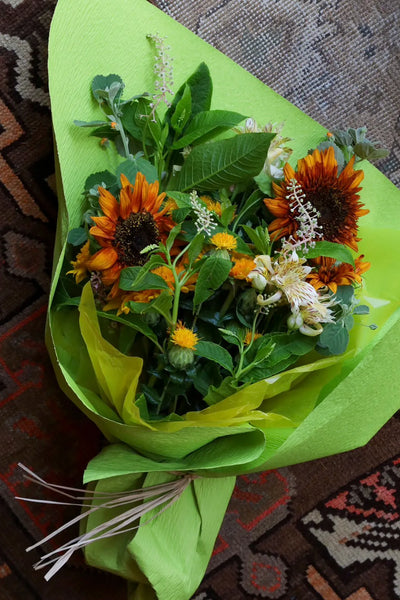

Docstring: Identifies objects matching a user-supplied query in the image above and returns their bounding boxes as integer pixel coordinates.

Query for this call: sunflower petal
[87,246,118,270]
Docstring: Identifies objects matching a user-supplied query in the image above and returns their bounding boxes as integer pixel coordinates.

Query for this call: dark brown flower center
[113,211,160,266]
[305,186,349,241]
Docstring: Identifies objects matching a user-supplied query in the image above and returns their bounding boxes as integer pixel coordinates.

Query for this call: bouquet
[24,0,400,598]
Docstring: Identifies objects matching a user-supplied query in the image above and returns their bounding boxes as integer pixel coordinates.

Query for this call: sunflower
[87,172,175,294]
[67,240,90,283]
[307,255,371,294]
[264,147,368,251]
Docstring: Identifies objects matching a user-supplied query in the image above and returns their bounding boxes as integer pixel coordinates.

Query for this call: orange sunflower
[264,147,368,251]
[307,255,371,294]
[87,172,175,294]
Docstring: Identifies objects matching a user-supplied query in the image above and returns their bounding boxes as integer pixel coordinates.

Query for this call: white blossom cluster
[147,34,174,122]
[190,191,217,236]
[282,179,323,252]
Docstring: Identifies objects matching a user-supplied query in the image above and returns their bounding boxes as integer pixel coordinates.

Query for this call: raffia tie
[16,463,196,581]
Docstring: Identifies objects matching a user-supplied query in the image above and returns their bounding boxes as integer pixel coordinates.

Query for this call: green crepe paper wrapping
[47,0,400,598]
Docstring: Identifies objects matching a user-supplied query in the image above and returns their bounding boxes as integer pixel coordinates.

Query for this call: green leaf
[166,224,182,253]
[116,157,158,184]
[317,322,350,355]
[254,171,273,195]
[67,227,88,246]
[242,225,270,254]
[74,119,109,127]
[354,142,389,161]
[98,310,160,349]
[353,304,370,315]
[334,285,355,305]
[91,74,124,103]
[172,110,246,149]
[170,84,192,133]
[165,63,212,129]
[187,233,205,264]
[304,241,355,266]
[194,254,232,306]
[84,171,117,192]
[234,189,264,224]
[119,267,170,292]
[203,376,240,406]
[196,340,233,373]
[220,205,236,227]
[149,291,173,322]
[173,133,275,192]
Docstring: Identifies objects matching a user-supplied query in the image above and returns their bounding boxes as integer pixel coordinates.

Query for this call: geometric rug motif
[301,457,400,599]
[194,468,296,598]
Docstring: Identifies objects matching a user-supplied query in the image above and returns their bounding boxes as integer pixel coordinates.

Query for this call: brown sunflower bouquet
[28,0,400,598]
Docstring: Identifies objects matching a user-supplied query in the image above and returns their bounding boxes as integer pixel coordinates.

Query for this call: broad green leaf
[119,267,170,292]
[173,133,275,192]
[91,74,124,103]
[254,171,273,195]
[67,227,88,246]
[353,304,370,315]
[149,291,173,322]
[317,322,350,355]
[165,63,212,127]
[116,157,158,184]
[170,84,192,133]
[220,205,236,227]
[194,254,232,306]
[84,170,117,192]
[304,241,355,266]
[187,233,205,264]
[196,341,233,373]
[172,110,246,149]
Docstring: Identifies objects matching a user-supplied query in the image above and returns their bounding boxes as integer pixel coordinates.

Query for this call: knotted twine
[16,463,196,580]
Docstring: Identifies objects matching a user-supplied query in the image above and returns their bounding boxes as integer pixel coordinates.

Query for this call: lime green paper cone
[47,0,400,597]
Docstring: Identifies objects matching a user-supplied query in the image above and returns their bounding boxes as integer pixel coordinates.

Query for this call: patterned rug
[0,0,399,598]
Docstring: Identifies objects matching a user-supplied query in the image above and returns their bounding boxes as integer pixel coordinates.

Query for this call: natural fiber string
[16,463,196,581]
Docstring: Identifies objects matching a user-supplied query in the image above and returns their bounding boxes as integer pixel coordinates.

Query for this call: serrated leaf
[353,304,370,315]
[317,322,350,355]
[84,171,117,192]
[119,267,170,292]
[304,241,355,266]
[196,341,233,373]
[116,157,158,185]
[354,142,389,161]
[67,227,88,246]
[172,110,246,149]
[91,74,124,103]
[194,254,232,306]
[173,132,275,192]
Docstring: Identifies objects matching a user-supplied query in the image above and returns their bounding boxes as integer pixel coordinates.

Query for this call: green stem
[219,281,236,318]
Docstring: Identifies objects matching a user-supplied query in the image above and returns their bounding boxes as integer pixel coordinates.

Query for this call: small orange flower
[170,322,199,350]
[264,147,368,251]
[210,232,237,251]
[67,240,90,283]
[229,256,256,280]
[244,331,262,345]
[201,195,223,218]
[307,255,371,294]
